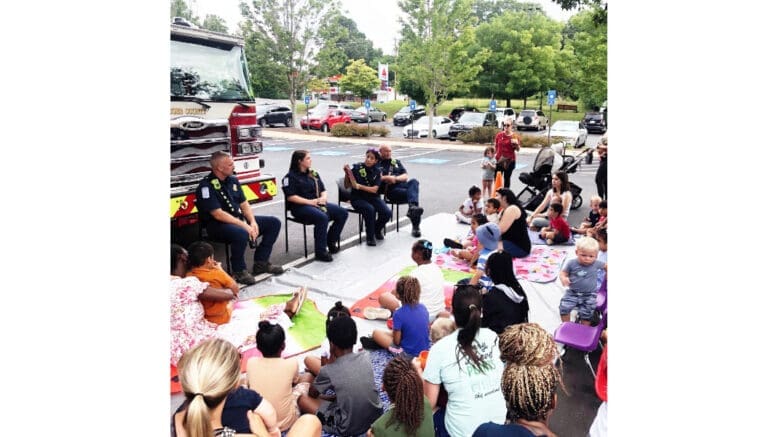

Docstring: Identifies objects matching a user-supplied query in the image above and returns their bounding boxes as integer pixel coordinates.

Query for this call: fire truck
[170,18,276,244]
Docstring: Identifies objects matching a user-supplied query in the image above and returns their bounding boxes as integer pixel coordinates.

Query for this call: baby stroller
[516,143,587,211]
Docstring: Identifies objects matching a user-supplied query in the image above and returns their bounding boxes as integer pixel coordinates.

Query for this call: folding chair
[336,177,363,243]
[554,308,607,377]
[284,201,334,258]
[384,192,407,233]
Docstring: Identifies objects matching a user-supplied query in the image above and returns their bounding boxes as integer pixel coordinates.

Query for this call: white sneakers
[364,307,392,320]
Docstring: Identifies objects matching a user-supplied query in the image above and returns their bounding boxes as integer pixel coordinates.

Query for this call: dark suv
[256,104,293,127]
[448,106,479,122]
[582,112,607,133]
[393,105,426,126]
[448,111,498,141]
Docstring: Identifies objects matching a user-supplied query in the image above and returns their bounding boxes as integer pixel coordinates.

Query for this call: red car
[300,109,351,132]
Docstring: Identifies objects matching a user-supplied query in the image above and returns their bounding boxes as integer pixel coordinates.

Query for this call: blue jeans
[206,215,281,272]
[289,203,348,255]
[351,197,391,240]
[502,239,531,258]
[385,178,420,205]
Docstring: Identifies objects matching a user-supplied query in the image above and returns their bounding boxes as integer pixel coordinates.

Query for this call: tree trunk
[506,97,512,108]
[539,91,543,110]
[523,97,527,109]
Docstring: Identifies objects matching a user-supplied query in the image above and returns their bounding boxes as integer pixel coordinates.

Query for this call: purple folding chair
[596,277,607,311]
[554,308,607,377]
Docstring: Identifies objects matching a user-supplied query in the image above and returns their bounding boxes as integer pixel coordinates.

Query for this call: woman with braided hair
[421,284,506,437]
[473,323,560,437]
[368,356,435,437]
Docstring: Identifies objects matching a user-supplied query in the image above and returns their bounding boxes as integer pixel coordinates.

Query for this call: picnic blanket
[529,229,576,246]
[349,265,472,319]
[432,247,567,283]
[216,293,327,363]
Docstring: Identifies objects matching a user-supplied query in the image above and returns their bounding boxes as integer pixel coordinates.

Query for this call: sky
[191,0,577,54]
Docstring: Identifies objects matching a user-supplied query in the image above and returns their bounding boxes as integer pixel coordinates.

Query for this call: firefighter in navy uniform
[377,144,424,237]
[282,150,348,262]
[196,151,283,285]
[344,149,391,246]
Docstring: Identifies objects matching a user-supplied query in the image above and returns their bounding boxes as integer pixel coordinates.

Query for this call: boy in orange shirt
[186,241,240,325]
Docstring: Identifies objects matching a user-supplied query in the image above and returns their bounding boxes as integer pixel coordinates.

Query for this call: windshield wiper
[170,95,211,110]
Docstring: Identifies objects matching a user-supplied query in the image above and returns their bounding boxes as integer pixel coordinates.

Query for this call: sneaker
[364,306,392,320]
[233,269,256,285]
[443,238,463,249]
[315,252,333,262]
[360,336,381,350]
[253,261,284,275]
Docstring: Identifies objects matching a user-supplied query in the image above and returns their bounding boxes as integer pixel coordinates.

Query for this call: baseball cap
[475,222,501,251]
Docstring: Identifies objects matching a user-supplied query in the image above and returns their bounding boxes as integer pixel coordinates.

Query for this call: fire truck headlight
[238,127,251,139]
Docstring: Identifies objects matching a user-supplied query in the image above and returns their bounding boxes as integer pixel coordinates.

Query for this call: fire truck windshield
[170,39,253,102]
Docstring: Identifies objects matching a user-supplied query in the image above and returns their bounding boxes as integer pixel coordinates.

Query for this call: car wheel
[284,116,292,127]
[322,124,329,133]
[432,130,438,138]
[382,115,386,122]
[259,118,267,128]
[572,194,583,210]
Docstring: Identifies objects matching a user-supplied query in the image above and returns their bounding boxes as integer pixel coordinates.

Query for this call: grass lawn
[295,97,589,122]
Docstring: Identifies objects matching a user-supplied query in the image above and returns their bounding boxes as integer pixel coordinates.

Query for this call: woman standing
[493,119,520,188]
[595,136,607,200]
[282,150,348,262]
[421,284,506,437]
[527,171,573,229]
[344,149,391,246]
[495,188,532,258]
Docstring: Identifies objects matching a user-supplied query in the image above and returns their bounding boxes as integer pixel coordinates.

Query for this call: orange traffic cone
[493,171,504,194]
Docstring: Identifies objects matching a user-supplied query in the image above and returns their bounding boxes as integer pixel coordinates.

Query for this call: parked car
[349,106,387,123]
[448,106,479,122]
[549,120,588,148]
[582,112,607,133]
[307,102,356,116]
[256,104,293,127]
[494,107,516,128]
[299,109,351,132]
[448,111,498,141]
[403,116,454,139]
[515,109,548,131]
[393,105,426,126]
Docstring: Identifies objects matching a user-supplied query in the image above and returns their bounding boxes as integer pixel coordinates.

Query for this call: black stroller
[516,145,589,211]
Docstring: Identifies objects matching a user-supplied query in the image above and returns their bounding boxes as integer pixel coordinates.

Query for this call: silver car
[349,106,387,123]
[549,120,588,148]
[515,109,548,131]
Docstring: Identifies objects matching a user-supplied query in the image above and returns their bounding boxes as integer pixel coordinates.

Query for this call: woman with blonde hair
[173,338,321,437]
[473,323,561,437]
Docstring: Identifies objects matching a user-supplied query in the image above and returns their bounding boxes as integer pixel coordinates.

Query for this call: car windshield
[519,110,536,117]
[551,121,578,131]
[458,112,484,123]
[170,39,253,101]
[397,106,411,114]
[354,106,367,112]
[585,114,603,120]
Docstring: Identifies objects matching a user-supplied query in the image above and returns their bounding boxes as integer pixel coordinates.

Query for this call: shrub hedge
[331,123,389,137]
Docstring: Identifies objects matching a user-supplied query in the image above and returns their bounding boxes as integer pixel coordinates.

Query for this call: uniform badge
[282,176,289,187]
[201,187,210,199]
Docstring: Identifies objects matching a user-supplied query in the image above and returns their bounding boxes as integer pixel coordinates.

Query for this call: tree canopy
[338,59,381,99]
[314,13,383,78]
[565,9,607,107]
[202,14,229,33]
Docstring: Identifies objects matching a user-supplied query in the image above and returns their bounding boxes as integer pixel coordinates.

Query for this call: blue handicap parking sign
[489,99,496,111]
[365,99,371,110]
[410,100,416,110]
[304,95,310,105]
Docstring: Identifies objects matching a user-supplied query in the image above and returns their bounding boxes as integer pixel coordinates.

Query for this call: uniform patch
[232,184,237,191]
[201,187,210,199]
[282,176,289,187]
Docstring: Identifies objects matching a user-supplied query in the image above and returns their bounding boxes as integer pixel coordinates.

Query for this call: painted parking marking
[262,146,294,152]
[407,158,449,165]
[311,150,349,156]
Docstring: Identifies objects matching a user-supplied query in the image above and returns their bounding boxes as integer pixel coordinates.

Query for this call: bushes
[458,126,499,144]
[330,123,389,137]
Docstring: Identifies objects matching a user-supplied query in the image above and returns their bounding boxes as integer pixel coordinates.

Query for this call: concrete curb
[261,128,549,156]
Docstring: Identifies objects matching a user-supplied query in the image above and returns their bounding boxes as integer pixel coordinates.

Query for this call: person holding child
[362,276,431,357]
[495,188,532,258]
[484,198,501,223]
[186,241,240,325]
[283,149,349,262]
[298,316,384,436]
[539,203,572,246]
[528,171,573,229]
[454,185,484,224]
[481,146,497,199]
[559,236,607,325]
[344,148,392,246]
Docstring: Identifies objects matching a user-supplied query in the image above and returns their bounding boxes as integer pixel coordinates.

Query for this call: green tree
[240,0,335,118]
[339,59,381,99]
[473,10,563,108]
[239,22,288,99]
[202,14,229,33]
[549,0,607,24]
[566,9,606,108]
[397,0,489,136]
[314,13,383,77]
[473,0,548,23]
[170,0,200,25]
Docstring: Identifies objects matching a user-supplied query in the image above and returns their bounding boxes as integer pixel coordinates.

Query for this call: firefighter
[377,144,424,237]
[196,151,283,285]
[282,150,348,262]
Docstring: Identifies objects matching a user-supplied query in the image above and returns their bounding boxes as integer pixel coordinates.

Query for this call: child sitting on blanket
[559,236,607,326]
[298,317,384,436]
[450,214,489,264]
[572,195,602,235]
[362,276,431,357]
[540,203,572,245]
[186,241,239,325]
[246,321,313,433]
[303,301,351,377]
[430,317,456,343]
[586,200,608,238]
[444,213,487,251]
[454,185,484,224]
[485,197,501,223]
